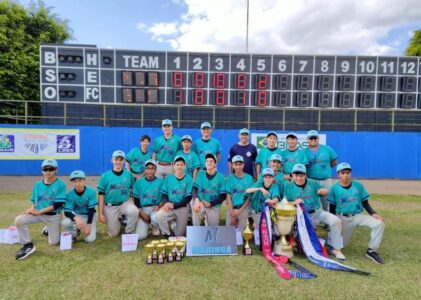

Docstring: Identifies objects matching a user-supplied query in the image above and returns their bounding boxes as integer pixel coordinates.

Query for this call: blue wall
[1,124,420,179]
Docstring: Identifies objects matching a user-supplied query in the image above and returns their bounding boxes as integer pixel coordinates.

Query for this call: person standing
[192,122,222,169]
[255,131,282,177]
[227,128,257,180]
[176,135,201,180]
[281,132,308,178]
[152,119,181,179]
[126,135,152,179]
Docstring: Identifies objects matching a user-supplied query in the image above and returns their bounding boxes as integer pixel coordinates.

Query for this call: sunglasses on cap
[42,167,56,172]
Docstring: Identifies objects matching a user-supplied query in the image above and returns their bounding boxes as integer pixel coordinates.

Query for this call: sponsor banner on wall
[251,133,326,151]
[0,128,80,160]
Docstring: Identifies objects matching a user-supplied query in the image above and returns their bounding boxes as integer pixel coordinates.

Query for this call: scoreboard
[40,44,421,109]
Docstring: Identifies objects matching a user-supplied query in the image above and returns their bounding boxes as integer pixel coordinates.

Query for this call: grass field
[1,192,421,300]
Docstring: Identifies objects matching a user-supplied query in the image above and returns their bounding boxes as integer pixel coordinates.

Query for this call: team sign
[40,44,421,109]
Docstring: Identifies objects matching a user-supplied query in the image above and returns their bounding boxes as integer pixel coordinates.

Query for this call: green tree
[0,0,71,123]
[405,29,421,56]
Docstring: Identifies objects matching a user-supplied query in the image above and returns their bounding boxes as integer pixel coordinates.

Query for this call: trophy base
[243,247,252,255]
[152,254,158,260]
[274,244,294,258]
[157,257,164,264]
[167,256,174,263]
[175,255,182,262]
[146,257,153,265]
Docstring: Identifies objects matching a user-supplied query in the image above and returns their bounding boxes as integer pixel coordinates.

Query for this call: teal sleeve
[64,192,73,211]
[255,150,263,165]
[216,141,222,155]
[272,184,280,200]
[126,149,134,163]
[131,181,141,199]
[129,173,135,188]
[358,182,370,201]
[226,178,233,194]
[302,151,309,165]
[161,178,168,195]
[88,188,98,208]
[55,182,67,203]
[327,187,336,204]
[152,138,159,154]
[328,145,338,161]
[97,174,107,193]
[186,177,193,196]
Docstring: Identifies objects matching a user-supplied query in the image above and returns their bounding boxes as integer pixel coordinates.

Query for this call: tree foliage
[0,0,71,101]
[405,29,421,56]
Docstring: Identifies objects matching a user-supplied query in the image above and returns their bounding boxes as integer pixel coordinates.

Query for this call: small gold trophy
[145,244,154,264]
[160,239,168,258]
[273,197,297,258]
[242,221,253,255]
[175,241,184,262]
[157,243,165,264]
[166,242,174,263]
[151,240,159,260]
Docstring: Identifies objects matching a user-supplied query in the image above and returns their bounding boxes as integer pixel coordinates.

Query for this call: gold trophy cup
[145,244,154,264]
[166,242,175,263]
[151,240,159,260]
[273,197,297,258]
[157,243,165,264]
[175,241,184,261]
[242,222,253,255]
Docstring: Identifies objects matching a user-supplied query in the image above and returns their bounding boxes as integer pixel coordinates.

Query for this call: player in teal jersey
[62,170,97,243]
[304,130,338,211]
[192,122,222,169]
[192,153,226,226]
[281,132,308,177]
[246,168,280,226]
[255,131,282,177]
[152,119,181,179]
[157,156,193,236]
[284,164,345,260]
[176,135,201,180]
[15,159,67,260]
[257,154,285,198]
[131,159,163,240]
[97,150,138,237]
[126,135,152,179]
[225,155,254,229]
[328,163,385,264]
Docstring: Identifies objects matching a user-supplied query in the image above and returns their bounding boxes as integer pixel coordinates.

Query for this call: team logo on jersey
[246,151,251,157]
[0,134,15,152]
[57,135,76,153]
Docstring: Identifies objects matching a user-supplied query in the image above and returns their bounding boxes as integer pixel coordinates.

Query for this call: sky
[18,0,421,56]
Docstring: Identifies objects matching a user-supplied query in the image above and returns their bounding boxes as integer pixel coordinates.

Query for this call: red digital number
[256,91,267,106]
[172,72,183,88]
[214,90,225,105]
[212,73,226,89]
[236,73,247,89]
[172,89,184,104]
[194,72,205,88]
[194,89,205,105]
[256,74,268,90]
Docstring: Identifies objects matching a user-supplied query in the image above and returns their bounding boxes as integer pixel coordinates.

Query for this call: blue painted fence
[1,124,420,179]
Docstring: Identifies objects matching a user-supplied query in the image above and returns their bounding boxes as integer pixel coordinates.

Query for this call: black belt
[340,213,357,217]
[233,205,243,209]
[307,209,316,214]
[45,211,61,216]
[106,202,124,207]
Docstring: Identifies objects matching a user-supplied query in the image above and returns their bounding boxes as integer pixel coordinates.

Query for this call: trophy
[151,240,159,260]
[157,243,165,264]
[273,197,297,258]
[145,244,154,264]
[242,222,253,255]
[166,242,175,263]
[175,241,184,261]
[160,239,168,258]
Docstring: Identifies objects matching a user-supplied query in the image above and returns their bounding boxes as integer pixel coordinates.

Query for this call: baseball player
[246,168,280,226]
[157,156,193,236]
[152,119,181,179]
[257,154,285,198]
[227,128,258,179]
[62,170,97,243]
[97,150,138,237]
[131,159,163,240]
[192,153,226,226]
[126,134,152,179]
[281,132,308,178]
[225,155,254,229]
[304,130,337,211]
[14,159,66,260]
[283,164,345,260]
[175,135,201,180]
[192,122,222,169]
[255,131,282,177]
[328,163,385,264]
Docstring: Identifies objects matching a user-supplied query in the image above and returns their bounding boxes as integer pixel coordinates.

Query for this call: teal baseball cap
[181,135,192,142]
[201,122,212,129]
[69,170,86,180]
[232,155,244,163]
[307,130,319,138]
[145,159,157,167]
[112,150,126,159]
[292,164,307,174]
[239,128,250,135]
[173,155,185,163]
[286,132,298,139]
[162,119,173,126]
[337,162,352,172]
[41,159,58,168]
[262,168,275,177]
[270,154,282,162]
[266,131,278,138]
[205,152,217,162]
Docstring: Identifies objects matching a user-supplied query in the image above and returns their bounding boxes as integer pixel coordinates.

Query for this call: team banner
[251,133,326,151]
[0,128,80,160]
[296,205,370,276]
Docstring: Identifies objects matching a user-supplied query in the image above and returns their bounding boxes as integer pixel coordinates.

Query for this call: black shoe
[41,226,48,236]
[119,215,128,226]
[15,243,36,260]
[366,250,385,264]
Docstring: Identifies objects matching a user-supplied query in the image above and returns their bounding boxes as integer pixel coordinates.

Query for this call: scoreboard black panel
[40,44,421,109]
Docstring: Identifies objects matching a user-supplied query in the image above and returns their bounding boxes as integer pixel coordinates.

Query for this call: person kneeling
[62,170,97,243]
